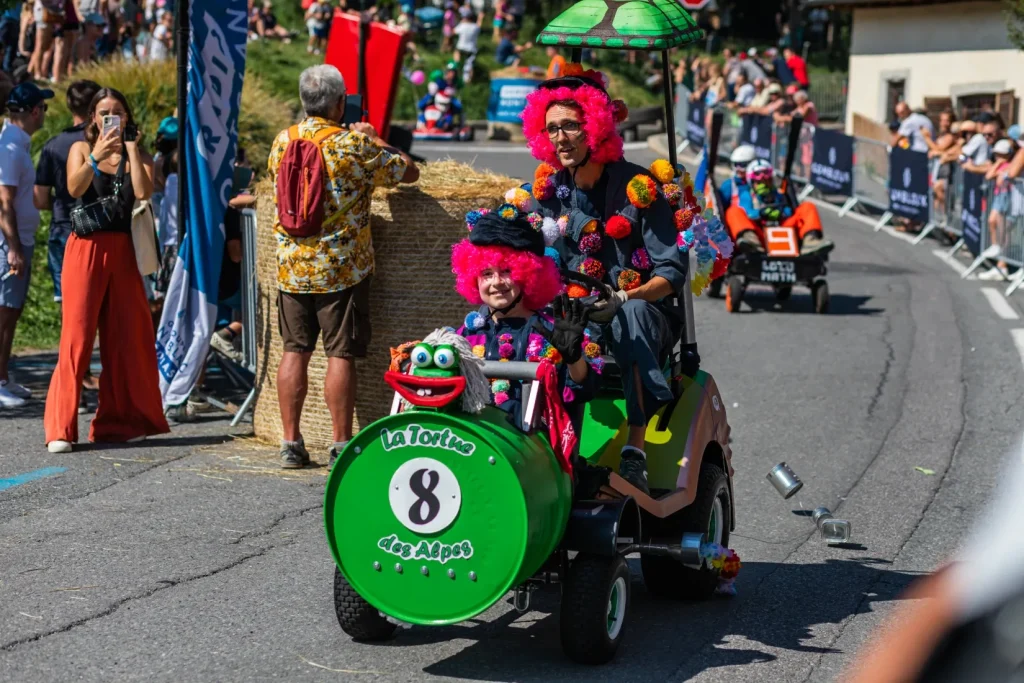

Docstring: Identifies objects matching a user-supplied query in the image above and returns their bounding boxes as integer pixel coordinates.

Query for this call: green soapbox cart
[324,342,735,665]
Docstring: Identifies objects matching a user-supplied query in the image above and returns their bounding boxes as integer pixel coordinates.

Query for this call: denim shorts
[993,191,1011,215]
[47,228,70,302]
[0,243,34,310]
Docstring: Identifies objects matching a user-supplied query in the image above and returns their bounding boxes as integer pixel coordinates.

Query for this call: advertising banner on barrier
[810,128,854,197]
[740,114,773,160]
[686,97,706,148]
[486,78,540,123]
[887,147,931,222]
[961,171,985,256]
[156,0,247,407]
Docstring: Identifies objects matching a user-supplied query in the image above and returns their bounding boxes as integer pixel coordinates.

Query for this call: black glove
[532,294,589,365]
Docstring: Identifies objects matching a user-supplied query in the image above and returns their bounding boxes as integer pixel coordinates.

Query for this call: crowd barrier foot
[837,197,859,218]
[873,211,893,232]
[911,222,938,246]
[677,139,690,156]
[946,238,965,259]
[797,184,816,202]
[1006,270,1024,297]
[962,254,990,279]
[231,387,257,427]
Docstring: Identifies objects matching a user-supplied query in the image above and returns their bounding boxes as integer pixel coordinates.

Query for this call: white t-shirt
[735,83,756,107]
[897,112,935,153]
[0,121,38,247]
[960,133,992,166]
[149,24,171,62]
[454,21,479,53]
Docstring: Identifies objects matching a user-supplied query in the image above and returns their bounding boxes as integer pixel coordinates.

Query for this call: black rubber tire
[333,567,397,641]
[775,285,792,301]
[725,276,744,313]
[812,280,830,314]
[560,553,631,665]
[708,277,724,299]
[641,463,731,601]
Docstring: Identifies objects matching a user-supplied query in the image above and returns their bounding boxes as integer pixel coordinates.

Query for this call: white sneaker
[47,440,72,453]
[978,266,1009,281]
[0,379,31,400]
[210,332,243,362]
[0,384,26,408]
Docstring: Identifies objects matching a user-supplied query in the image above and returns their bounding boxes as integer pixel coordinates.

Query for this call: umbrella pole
[661,50,677,170]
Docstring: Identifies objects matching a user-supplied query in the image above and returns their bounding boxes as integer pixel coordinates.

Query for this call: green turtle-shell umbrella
[536,0,703,51]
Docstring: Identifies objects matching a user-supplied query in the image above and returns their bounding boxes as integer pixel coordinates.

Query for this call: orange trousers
[44,232,170,444]
[725,202,824,245]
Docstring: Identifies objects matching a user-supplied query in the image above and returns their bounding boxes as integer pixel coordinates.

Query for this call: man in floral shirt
[268,64,419,470]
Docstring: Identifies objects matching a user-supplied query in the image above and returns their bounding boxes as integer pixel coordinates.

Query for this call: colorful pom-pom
[579,232,603,255]
[631,248,651,270]
[494,391,510,405]
[584,342,601,359]
[505,187,537,213]
[605,215,632,240]
[472,344,486,358]
[497,203,519,221]
[525,212,543,231]
[618,269,642,292]
[464,311,485,330]
[541,217,560,246]
[557,215,569,235]
[567,283,590,298]
[533,179,554,201]
[662,183,682,206]
[521,182,533,193]
[677,229,695,252]
[491,379,510,394]
[499,342,515,360]
[578,257,605,280]
[544,246,561,267]
[650,159,675,185]
[675,208,695,232]
[626,175,658,209]
[581,219,599,234]
[465,209,483,230]
[534,162,557,181]
[611,99,629,124]
[590,357,605,374]
[544,346,562,363]
[556,185,571,200]
[526,335,544,361]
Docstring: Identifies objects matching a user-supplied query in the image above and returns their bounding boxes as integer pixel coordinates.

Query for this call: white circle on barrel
[389,457,462,534]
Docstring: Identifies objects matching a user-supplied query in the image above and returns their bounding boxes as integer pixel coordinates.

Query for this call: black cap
[538,75,608,94]
[469,211,545,257]
[6,82,54,113]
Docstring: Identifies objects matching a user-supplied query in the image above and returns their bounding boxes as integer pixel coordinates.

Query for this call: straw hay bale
[252,161,517,450]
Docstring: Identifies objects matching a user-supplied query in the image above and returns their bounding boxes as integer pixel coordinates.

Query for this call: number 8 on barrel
[388,458,463,534]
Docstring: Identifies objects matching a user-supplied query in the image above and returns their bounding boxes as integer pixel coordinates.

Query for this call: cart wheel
[708,277,724,298]
[812,280,830,314]
[333,567,397,641]
[725,276,744,313]
[774,285,792,302]
[641,463,731,601]
[560,553,630,665]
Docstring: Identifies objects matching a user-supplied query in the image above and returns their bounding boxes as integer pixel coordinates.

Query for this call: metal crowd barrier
[228,208,259,427]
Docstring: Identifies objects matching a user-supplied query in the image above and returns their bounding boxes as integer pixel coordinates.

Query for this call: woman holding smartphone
[44,88,169,453]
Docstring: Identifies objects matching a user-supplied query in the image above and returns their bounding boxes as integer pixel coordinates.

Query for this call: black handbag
[70,154,126,238]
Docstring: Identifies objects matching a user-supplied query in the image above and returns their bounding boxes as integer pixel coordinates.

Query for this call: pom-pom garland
[581,219,599,234]
[631,248,651,270]
[556,185,571,200]
[541,217,561,246]
[649,159,675,185]
[544,246,561,267]
[675,207,695,232]
[578,257,606,280]
[711,254,730,280]
[605,215,632,240]
[617,269,642,291]
[662,183,682,206]
[566,283,590,298]
[464,311,485,331]
[626,174,658,209]
[579,232,603,255]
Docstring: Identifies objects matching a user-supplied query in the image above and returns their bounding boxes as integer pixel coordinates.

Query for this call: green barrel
[324,407,572,626]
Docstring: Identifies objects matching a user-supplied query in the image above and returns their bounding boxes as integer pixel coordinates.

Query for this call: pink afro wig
[451,240,562,311]
[522,82,625,169]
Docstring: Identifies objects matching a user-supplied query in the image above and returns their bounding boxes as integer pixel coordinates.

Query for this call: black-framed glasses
[546,121,583,138]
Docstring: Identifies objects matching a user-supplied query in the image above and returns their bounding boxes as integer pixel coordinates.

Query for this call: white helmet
[730,144,756,167]
[745,158,774,185]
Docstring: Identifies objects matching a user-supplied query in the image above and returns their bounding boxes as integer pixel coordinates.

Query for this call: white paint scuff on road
[1011,329,1024,369]
[981,288,1020,320]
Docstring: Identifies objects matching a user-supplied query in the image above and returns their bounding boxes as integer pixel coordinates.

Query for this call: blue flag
[156,1,248,407]
[694,147,708,198]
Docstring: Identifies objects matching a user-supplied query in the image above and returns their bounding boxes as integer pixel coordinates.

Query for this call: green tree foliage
[1007,0,1024,50]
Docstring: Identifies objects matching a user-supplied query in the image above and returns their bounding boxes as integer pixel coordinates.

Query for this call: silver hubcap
[606,577,627,640]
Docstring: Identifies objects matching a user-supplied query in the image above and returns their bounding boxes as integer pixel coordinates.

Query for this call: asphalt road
[2,140,1024,682]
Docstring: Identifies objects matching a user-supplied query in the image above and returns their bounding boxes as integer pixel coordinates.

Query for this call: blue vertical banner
[156,1,248,407]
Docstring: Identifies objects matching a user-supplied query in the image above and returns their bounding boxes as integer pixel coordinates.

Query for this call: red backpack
[275,125,343,238]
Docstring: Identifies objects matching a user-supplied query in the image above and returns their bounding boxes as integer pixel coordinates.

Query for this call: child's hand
[532,294,589,364]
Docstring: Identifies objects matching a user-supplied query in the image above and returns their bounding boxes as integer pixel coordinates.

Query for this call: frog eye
[411,344,434,368]
[433,345,459,369]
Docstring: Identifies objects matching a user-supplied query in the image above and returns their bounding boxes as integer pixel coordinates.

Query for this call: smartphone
[102,115,121,137]
[342,94,365,125]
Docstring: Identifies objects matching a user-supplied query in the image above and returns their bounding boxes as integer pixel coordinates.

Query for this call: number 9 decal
[389,457,462,534]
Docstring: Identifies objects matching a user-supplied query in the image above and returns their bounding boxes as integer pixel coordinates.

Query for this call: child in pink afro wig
[451,241,561,311]
[521,68,627,169]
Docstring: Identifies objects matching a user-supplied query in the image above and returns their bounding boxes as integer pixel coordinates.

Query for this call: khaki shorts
[277,277,372,358]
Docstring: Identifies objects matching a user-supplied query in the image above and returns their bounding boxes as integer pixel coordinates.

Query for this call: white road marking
[879,226,916,244]
[415,141,650,154]
[982,287,1019,320]
[932,249,972,278]
[1010,329,1024,368]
